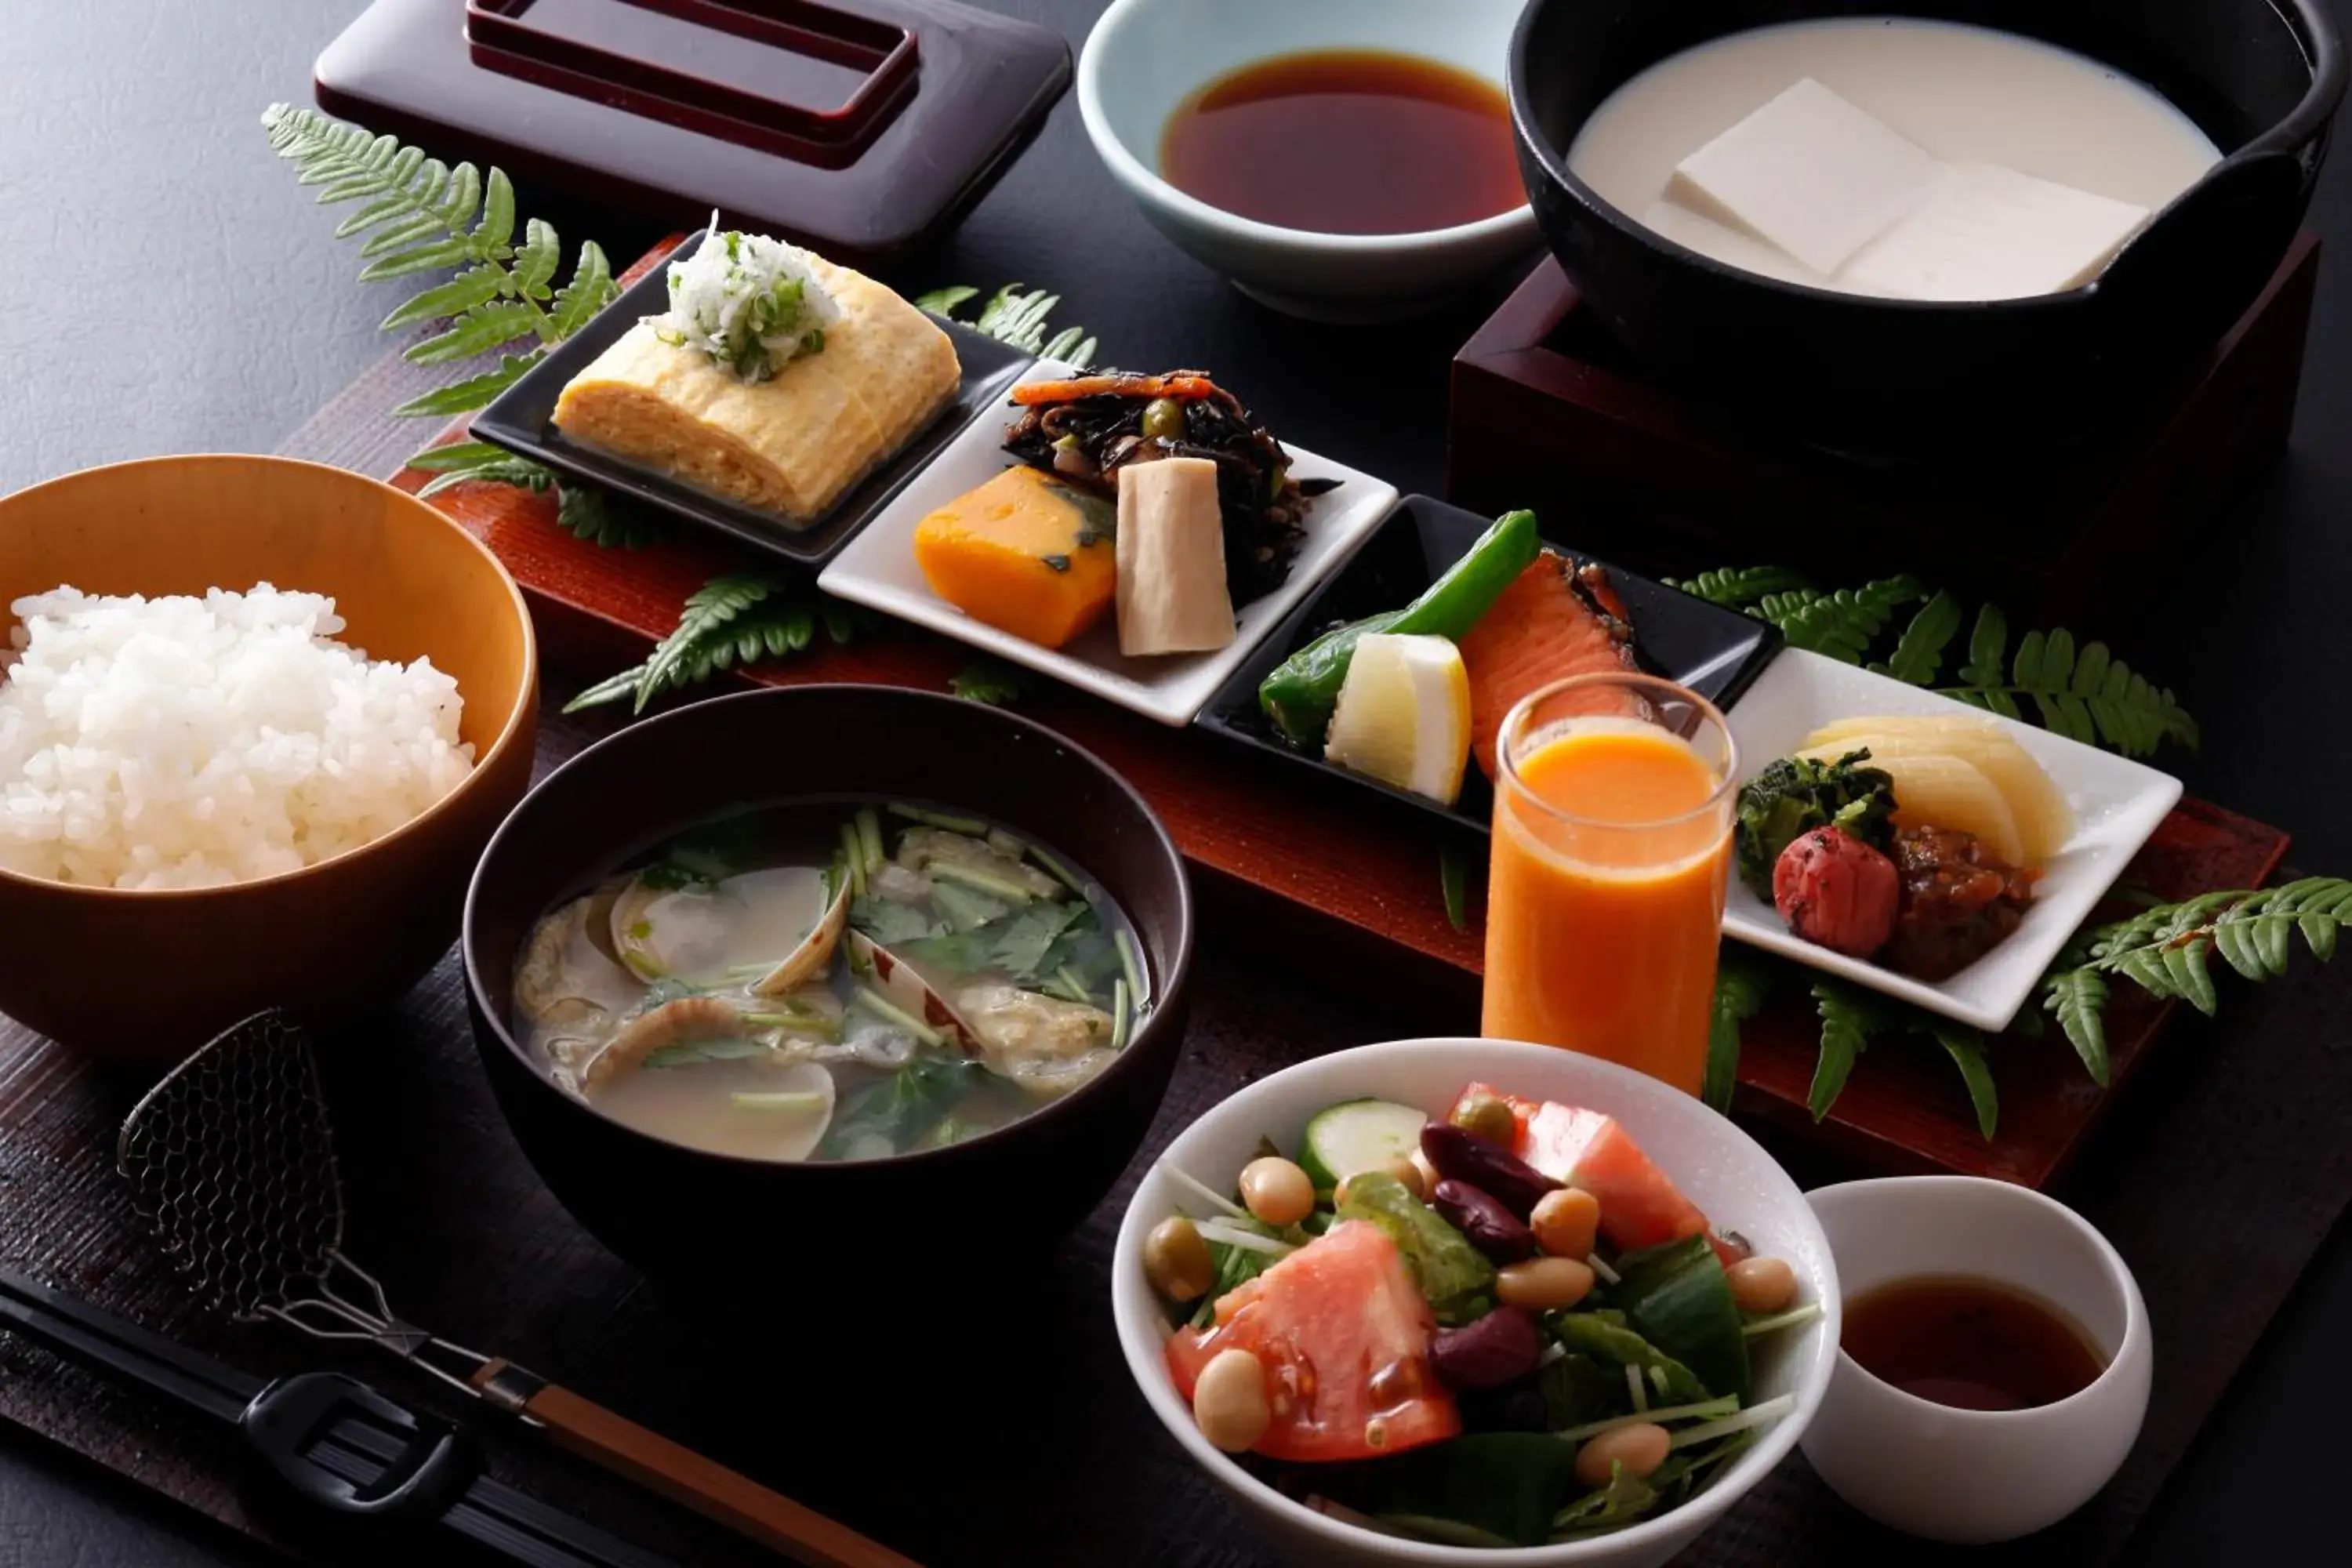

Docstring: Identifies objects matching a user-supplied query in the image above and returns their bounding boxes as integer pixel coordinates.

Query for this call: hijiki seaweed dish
[513,802,1148,1160]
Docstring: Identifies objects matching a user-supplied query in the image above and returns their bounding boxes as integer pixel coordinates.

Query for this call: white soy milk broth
[1569,17,2222,294]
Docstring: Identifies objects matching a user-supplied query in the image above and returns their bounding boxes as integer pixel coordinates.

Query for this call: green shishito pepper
[1257,508,1541,747]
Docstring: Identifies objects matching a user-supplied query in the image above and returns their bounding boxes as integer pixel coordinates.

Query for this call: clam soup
[512,801,1147,1162]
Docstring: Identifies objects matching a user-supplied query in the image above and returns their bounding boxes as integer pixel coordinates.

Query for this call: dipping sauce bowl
[1800,1176,2151,1543]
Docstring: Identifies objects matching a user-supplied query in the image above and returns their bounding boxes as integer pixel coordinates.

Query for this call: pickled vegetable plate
[818,359,1398,726]
[1721,650,2183,1032]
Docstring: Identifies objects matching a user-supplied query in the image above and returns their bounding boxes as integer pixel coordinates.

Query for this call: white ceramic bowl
[1800,1178,2151,1544]
[1076,0,1541,320]
[1111,1038,1841,1568]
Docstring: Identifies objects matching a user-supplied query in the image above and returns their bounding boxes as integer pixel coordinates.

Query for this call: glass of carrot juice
[1483,672,1737,1096]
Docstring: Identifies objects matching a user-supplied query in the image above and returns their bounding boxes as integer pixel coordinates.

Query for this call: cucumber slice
[1298,1098,1430,1192]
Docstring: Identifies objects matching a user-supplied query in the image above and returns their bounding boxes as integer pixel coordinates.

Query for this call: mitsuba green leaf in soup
[849,895,938,946]
[815,1049,978,1158]
[1548,1310,1712,1405]
[1335,1171,1495,1305]
[1610,1234,1751,1404]
[1352,1433,1583,1549]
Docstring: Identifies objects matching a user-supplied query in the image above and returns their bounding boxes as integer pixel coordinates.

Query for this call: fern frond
[918,281,1098,369]
[1933,604,2194,757]
[1755,576,1922,663]
[2043,967,2111,1085]
[949,660,1027,707]
[1879,590,1962,684]
[1704,951,1774,1113]
[1807,978,1888,1120]
[1931,1025,1998,1140]
[405,440,555,499]
[561,572,859,715]
[2038,877,2351,1074]
[555,485,665,550]
[263,105,616,408]
[1665,565,1810,609]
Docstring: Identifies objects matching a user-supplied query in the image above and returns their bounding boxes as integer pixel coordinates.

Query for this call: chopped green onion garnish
[742,1011,840,1039]
[729,1091,827,1112]
[887,802,990,836]
[1114,929,1146,1011]
[855,808,884,877]
[849,985,944,1049]
[927,859,1036,904]
[838,824,868,900]
[1109,976,1131,1054]
[1022,843,1084,894]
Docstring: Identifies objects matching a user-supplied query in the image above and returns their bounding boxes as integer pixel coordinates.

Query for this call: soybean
[1530,1187,1602,1261]
[1574,1421,1671,1488]
[1727,1255,1798,1316]
[1495,1255,1595,1312]
[1239,1156,1316,1227]
[1192,1348,1272,1454]
[1144,1215,1215,1303]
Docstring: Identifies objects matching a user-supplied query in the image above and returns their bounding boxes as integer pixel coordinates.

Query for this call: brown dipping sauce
[1844,1275,2107,1411]
[1160,50,1522,235]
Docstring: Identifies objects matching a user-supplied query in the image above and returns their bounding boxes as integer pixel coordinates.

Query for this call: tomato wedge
[1165,1219,1458,1463]
[1454,1083,1736,1265]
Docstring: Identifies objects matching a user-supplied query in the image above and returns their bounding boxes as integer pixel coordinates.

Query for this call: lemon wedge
[1323,633,1473,804]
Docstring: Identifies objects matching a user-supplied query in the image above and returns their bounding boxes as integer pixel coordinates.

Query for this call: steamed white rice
[0,584,475,890]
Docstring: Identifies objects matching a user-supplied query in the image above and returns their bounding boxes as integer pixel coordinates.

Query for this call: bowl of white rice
[0,454,538,1059]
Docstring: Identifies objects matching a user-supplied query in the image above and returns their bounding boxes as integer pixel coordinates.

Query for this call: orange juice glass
[1483,673,1737,1095]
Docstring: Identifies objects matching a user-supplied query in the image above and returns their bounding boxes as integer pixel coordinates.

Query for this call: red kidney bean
[1431,1179,1537,1262]
[1420,1123,1561,1219]
[1430,1308,1543,1391]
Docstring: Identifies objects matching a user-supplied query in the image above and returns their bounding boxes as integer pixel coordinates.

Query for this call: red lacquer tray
[401,238,2288,1190]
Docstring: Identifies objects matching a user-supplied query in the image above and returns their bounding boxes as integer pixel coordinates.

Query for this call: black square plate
[470,230,1033,568]
[1193,495,1784,832]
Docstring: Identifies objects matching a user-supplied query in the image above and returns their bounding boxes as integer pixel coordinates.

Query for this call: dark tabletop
[1,2,2348,1563]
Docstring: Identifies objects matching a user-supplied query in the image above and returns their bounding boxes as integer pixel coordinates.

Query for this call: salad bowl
[1111,1037,1839,1567]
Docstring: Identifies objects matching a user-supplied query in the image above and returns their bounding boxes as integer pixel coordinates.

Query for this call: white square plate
[1722,648,2184,1031]
[818,361,1400,726]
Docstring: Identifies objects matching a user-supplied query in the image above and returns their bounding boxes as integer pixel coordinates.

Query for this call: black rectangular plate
[1193,495,1784,832]
[470,230,1031,568]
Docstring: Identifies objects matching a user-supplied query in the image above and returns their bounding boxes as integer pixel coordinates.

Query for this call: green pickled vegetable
[1731,749,1896,901]
[1258,508,1541,746]
[1335,1171,1495,1305]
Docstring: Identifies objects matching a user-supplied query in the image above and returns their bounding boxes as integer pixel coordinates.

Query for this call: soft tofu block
[1116,458,1235,658]
[1838,161,2151,301]
[1667,78,1936,275]
[1639,201,1830,289]
[913,466,1116,648]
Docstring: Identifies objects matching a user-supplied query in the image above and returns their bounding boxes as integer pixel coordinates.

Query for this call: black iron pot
[1509,0,2345,452]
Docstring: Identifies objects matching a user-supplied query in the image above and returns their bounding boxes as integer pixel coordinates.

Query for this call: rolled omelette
[551,255,960,524]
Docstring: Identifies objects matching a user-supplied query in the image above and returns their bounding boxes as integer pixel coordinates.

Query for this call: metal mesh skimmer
[117,1009,497,1398]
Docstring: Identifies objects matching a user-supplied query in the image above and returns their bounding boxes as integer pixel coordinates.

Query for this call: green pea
[1141,397,1187,441]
